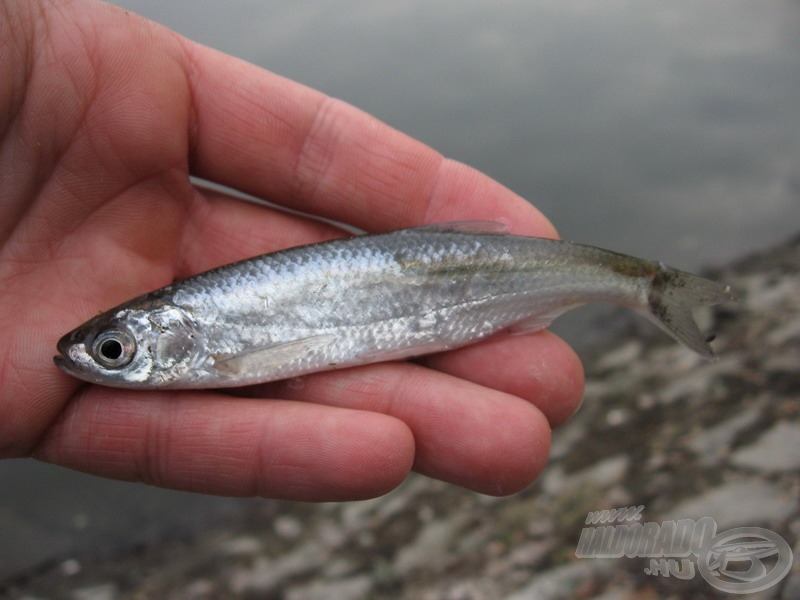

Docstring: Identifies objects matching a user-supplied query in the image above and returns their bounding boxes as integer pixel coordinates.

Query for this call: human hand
[0,0,584,500]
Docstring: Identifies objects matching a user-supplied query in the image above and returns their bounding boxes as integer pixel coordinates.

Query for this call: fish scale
[54,223,736,389]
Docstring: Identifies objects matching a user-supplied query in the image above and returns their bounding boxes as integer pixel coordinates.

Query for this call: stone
[687,405,762,466]
[285,575,372,600]
[70,584,118,600]
[228,541,328,595]
[219,535,262,557]
[731,422,800,473]
[663,480,798,529]
[394,515,468,575]
[504,560,613,600]
[274,514,304,539]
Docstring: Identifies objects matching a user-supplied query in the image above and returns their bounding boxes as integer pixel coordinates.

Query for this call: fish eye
[91,329,136,369]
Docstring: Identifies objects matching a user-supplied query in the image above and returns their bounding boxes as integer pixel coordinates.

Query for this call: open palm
[0,0,583,500]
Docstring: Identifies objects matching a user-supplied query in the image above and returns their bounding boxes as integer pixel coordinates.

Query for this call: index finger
[180,40,557,237]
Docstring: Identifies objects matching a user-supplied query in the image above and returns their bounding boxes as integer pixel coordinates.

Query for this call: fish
[54,222,736,389]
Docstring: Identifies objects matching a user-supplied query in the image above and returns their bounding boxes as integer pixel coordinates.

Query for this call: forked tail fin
[646,266,737,360]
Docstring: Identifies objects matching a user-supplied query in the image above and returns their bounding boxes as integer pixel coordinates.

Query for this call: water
[2,0,798,581]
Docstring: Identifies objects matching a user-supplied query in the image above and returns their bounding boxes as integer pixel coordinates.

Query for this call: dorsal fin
[399,221,509,235]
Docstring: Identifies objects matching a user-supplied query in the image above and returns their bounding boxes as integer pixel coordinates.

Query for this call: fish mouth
[53,331,87,377]
[53,352,94,383]
[53,353,74,375]
[56,332,72,358]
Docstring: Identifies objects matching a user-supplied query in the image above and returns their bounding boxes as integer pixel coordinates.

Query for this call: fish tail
[645,265,737,360]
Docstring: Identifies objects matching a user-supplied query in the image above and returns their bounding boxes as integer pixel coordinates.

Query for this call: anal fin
[507,304,583,335]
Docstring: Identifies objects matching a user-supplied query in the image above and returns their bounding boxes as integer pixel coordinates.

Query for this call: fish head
[54,301,203,388]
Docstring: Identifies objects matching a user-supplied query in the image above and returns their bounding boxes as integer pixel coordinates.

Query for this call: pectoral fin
[213,334,336,375]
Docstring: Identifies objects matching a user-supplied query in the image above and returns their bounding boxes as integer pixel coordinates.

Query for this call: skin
[0,0,584,501]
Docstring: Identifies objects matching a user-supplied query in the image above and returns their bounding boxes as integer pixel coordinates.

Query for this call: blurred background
[2,0,799,584]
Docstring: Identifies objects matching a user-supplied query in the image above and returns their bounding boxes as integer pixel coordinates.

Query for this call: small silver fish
[54,222,736,389]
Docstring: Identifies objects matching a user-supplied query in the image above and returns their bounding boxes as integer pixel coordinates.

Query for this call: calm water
[2,0,799,579]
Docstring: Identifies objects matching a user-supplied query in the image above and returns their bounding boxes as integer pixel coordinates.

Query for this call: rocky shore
[4,234,799,600]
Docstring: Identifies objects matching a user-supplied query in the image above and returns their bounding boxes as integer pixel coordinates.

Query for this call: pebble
[285,575,372,600]
[656,355,739,404]
[730,421,800,473]
[59,559,82,577]
[503,560,612,600]
[687,404,762,466]
[542,455,630,496]
[766,312,800,345]
[393,515,468,575]
[181,579,215,600]
[69,583,118,600]
[229,541,328,595]
[605,408,629,427]
[548,421,586,460]
[663,479,798,529]
[274,514,304,539]
[595,341,642,371]
[507,540,555,568]
[219,535,263,557]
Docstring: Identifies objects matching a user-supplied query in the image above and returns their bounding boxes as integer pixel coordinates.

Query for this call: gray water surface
[2,0,798,580]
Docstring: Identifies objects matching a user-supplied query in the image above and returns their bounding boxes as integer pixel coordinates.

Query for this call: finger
[261,362,553,496]
[2,4,193,254]
[33,389,414,501]
[422,331,585,428]
[182,41,557,236]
